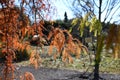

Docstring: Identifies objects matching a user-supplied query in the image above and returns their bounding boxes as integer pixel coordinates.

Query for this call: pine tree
[64,12,68,22]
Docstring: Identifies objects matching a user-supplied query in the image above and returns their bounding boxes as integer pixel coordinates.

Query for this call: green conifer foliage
[64,12,68,22]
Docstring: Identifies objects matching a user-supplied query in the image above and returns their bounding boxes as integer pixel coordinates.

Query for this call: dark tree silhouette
[64,11,68,22]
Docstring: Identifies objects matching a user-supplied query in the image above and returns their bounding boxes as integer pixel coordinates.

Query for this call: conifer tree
[64,11,68,22]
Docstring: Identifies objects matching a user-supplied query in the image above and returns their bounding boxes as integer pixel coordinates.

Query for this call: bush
[14,49,30,62]
[0,48,30,63]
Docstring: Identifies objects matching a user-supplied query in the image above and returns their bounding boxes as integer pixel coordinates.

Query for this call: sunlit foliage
[71,13,102,37]
[48,27,88,63]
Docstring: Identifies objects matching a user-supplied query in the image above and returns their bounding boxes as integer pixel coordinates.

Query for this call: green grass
[100,56,120,74]
[14,50,120,74]
[40,53,120,74]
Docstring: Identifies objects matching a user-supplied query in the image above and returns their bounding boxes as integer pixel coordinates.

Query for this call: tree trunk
[93,60,100,80]
[93,35,104,80]
[98,0,102,22]
[93,0,103,79]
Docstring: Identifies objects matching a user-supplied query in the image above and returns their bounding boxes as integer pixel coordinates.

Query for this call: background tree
[64,11,68,22]
[67,0,120,23]
[106,24,120,59]
[66,0,120,79]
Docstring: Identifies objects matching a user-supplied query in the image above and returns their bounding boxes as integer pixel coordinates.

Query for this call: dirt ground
[17,66,120,80]
[0,63,120,80]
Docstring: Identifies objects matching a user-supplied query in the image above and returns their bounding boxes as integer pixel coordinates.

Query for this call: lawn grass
[15,46,120,74]
[40,53,120,74]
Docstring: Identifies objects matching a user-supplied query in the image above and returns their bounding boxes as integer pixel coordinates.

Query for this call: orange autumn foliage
[29,50,42,69]
[48,27,88,63]
[0,0,54,80]
[106,24,120,59]
[20,72,35,80]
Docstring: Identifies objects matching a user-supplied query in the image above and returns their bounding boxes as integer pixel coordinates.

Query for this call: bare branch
[101,0,109,13]
[93,0,99,8]
[104,0,120,22]
[104,0,112,22]
[109,5,120,22]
